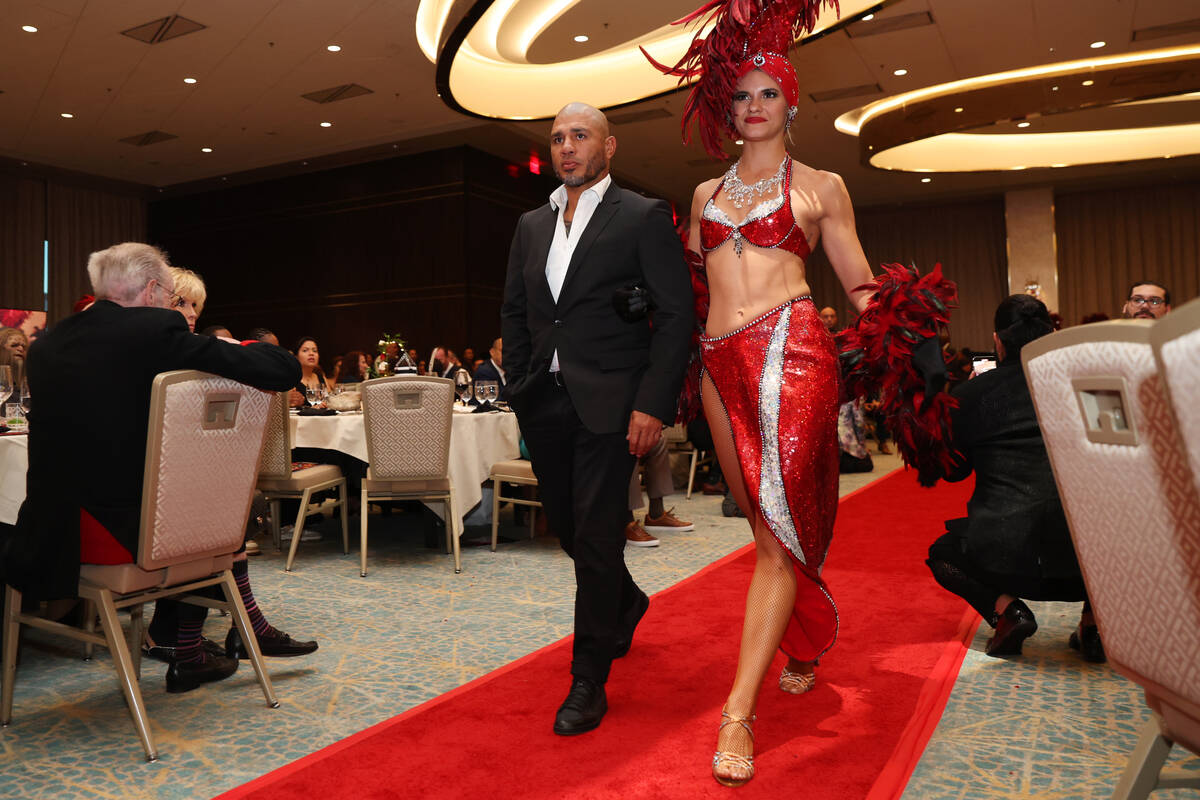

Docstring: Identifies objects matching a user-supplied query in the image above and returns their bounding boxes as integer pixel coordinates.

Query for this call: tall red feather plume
[642,0,839,160]
[835,263,959,487]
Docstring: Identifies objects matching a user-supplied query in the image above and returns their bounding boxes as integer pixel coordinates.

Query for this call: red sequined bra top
[700,158,811,260]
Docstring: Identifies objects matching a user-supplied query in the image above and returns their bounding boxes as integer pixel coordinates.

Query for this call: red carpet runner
[219,470,978,800]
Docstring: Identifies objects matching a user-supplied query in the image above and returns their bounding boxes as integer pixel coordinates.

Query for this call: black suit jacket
[943,360,1079,579]
[501,180,693,433]
[1,300,301,599]
[472,359,506,401]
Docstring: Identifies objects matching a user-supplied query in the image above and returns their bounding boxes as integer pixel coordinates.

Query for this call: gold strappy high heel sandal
[779,665,816,694]
[712,710,756,787]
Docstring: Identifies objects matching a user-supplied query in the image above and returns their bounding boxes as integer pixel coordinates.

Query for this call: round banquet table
[289,407,521,533]
[0,433,29,526]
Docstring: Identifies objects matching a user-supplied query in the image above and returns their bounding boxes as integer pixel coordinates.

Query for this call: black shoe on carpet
[226,625,319,659]
[985,599,1037,657]
[553,677,607,736]
[165,651,239,693]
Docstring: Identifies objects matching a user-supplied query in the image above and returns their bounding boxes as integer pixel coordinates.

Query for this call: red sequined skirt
[701,296,840,661]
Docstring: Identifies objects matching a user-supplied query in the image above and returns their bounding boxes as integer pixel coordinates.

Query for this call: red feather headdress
[642,0,839,160]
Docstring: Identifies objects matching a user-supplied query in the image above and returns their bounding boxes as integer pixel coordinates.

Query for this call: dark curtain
[1056,182,1200,325]
[0,174,47,311]
[46,184,147,323]
[806,196,1008,352]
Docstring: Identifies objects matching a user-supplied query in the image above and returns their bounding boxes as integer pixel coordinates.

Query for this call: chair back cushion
[360,376,453,481]
[137,370,272,571]
[1023,322,1200,710]
[257,392,292,479]
[1151,296,1200,499]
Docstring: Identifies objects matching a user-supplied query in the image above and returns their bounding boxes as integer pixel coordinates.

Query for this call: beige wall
[1004,188,1058,313]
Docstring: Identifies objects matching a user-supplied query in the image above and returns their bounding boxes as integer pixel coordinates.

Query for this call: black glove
[612,285,653,323]
[912,336,947,401]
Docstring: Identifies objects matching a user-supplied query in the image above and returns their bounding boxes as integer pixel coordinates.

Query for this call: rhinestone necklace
[724,156,788,210]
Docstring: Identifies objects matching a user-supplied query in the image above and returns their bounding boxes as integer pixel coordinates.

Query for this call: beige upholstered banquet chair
[359,375,457,576]
[488,459,541,549]
[1151,296,1200,498]
[256,392,349,572]
[1023,322,1200,799]
[1,371,279,762]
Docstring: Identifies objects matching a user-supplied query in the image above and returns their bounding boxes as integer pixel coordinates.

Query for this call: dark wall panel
[149,147,558,370]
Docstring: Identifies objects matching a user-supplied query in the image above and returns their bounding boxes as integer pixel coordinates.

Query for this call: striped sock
[175,617,205,663]
[232,559,272,636]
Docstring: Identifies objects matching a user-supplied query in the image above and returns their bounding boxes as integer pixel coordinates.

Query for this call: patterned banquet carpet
[1,449,1196,799]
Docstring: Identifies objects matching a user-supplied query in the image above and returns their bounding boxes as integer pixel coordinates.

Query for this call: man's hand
[287,388,306,408]
[627,410,663,457]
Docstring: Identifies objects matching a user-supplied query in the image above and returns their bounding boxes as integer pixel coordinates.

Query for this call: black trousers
[519,374,638,684]
[927,530,1087,625]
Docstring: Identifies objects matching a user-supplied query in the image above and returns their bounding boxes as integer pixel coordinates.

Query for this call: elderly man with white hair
[1,242,301,693]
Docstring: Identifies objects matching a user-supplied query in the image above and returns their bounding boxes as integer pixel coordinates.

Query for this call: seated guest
[926,295,1099,661]
[0,242,304,692]
[339,350,371,383]
[247,327,279,346]
[200,324,232,338]
[146,265,318,669]
[289,336,333,407]
[624,439,693,548]
[167,267,205,333]
[417,359,427,375]
[428,346,459,379]
[472,337,506,400]
[460,347,476,376]
[1121,280,1171,320]
[0,327,29,364]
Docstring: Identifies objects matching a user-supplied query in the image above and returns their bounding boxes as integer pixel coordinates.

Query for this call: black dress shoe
[985,599,1038,656]
[143,637,225,664]
[614,591,650,659]
[165,651,239,693]
[1069,624,1107,663]
[226,625,318,659]
[553,677,607,736]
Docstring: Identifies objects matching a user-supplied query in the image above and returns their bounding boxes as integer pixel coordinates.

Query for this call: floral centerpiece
[374,333,413,376]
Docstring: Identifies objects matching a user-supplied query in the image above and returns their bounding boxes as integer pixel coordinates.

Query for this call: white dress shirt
[545,173,611,371]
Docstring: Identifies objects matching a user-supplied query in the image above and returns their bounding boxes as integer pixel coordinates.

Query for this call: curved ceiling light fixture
[417,0,883,120]
[835,44,1200,172]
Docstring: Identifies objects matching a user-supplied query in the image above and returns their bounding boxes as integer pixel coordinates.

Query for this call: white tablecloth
[290,408,521,531]
[0,435,29,525]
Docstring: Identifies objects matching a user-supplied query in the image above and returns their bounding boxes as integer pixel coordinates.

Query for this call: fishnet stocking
[702,374,811,779]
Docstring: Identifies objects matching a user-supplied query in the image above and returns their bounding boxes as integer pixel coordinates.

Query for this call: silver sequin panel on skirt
[757,303,805,565]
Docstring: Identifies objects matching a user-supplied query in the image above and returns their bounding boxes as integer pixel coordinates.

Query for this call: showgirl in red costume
[647,0,876,787]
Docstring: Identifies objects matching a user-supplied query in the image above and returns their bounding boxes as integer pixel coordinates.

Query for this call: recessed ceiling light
[573,35,589,43]
[893,68,908,76]
[954,106,964,113]
[201,147,213,153]
[183,77,197,84]
[320,121,332,127]
[920,177,931,183]
[1051,85,1059,91]
[21,25,38,33]
[862,14,874,21]
[1050,163,1068,168]
[60,112,74,119]
[1090,41,1106,49]
[1010,165,1027,170]
[1017,121,1031,128]
[735,139,744,145]
[1082,79,1094,86]
[326,44,341,52]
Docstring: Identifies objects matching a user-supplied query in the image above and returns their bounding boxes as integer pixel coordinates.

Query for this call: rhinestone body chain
[724,156,788,210]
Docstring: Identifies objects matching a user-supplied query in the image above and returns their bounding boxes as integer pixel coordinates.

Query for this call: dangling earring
[785,106,797,131]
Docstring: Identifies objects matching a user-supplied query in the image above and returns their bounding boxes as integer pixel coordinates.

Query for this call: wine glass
[305,383,326,407]
[474,382,487,405]
[0,366,12,408]
[487,382,499,404]
[19,375,31,416]
[453,370,472,406]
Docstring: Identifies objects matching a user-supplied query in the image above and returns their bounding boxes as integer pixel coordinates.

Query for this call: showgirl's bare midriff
[704,239,813,338]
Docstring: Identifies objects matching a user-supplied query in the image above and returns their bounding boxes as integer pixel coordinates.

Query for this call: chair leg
[268,498,282,551]
[2,586,22,726]
[448,496,461,574]
[530,504,537,539]
[360,486,369,578]
[285,487,311,572]
[686,449,699,499]
[219,571,278,709]
[338,479,350,555]
[92,587,157,762]
[1112,715,1173,800]
[128,603,144,680]
[81,598,97,661]
[491,478,500,552]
